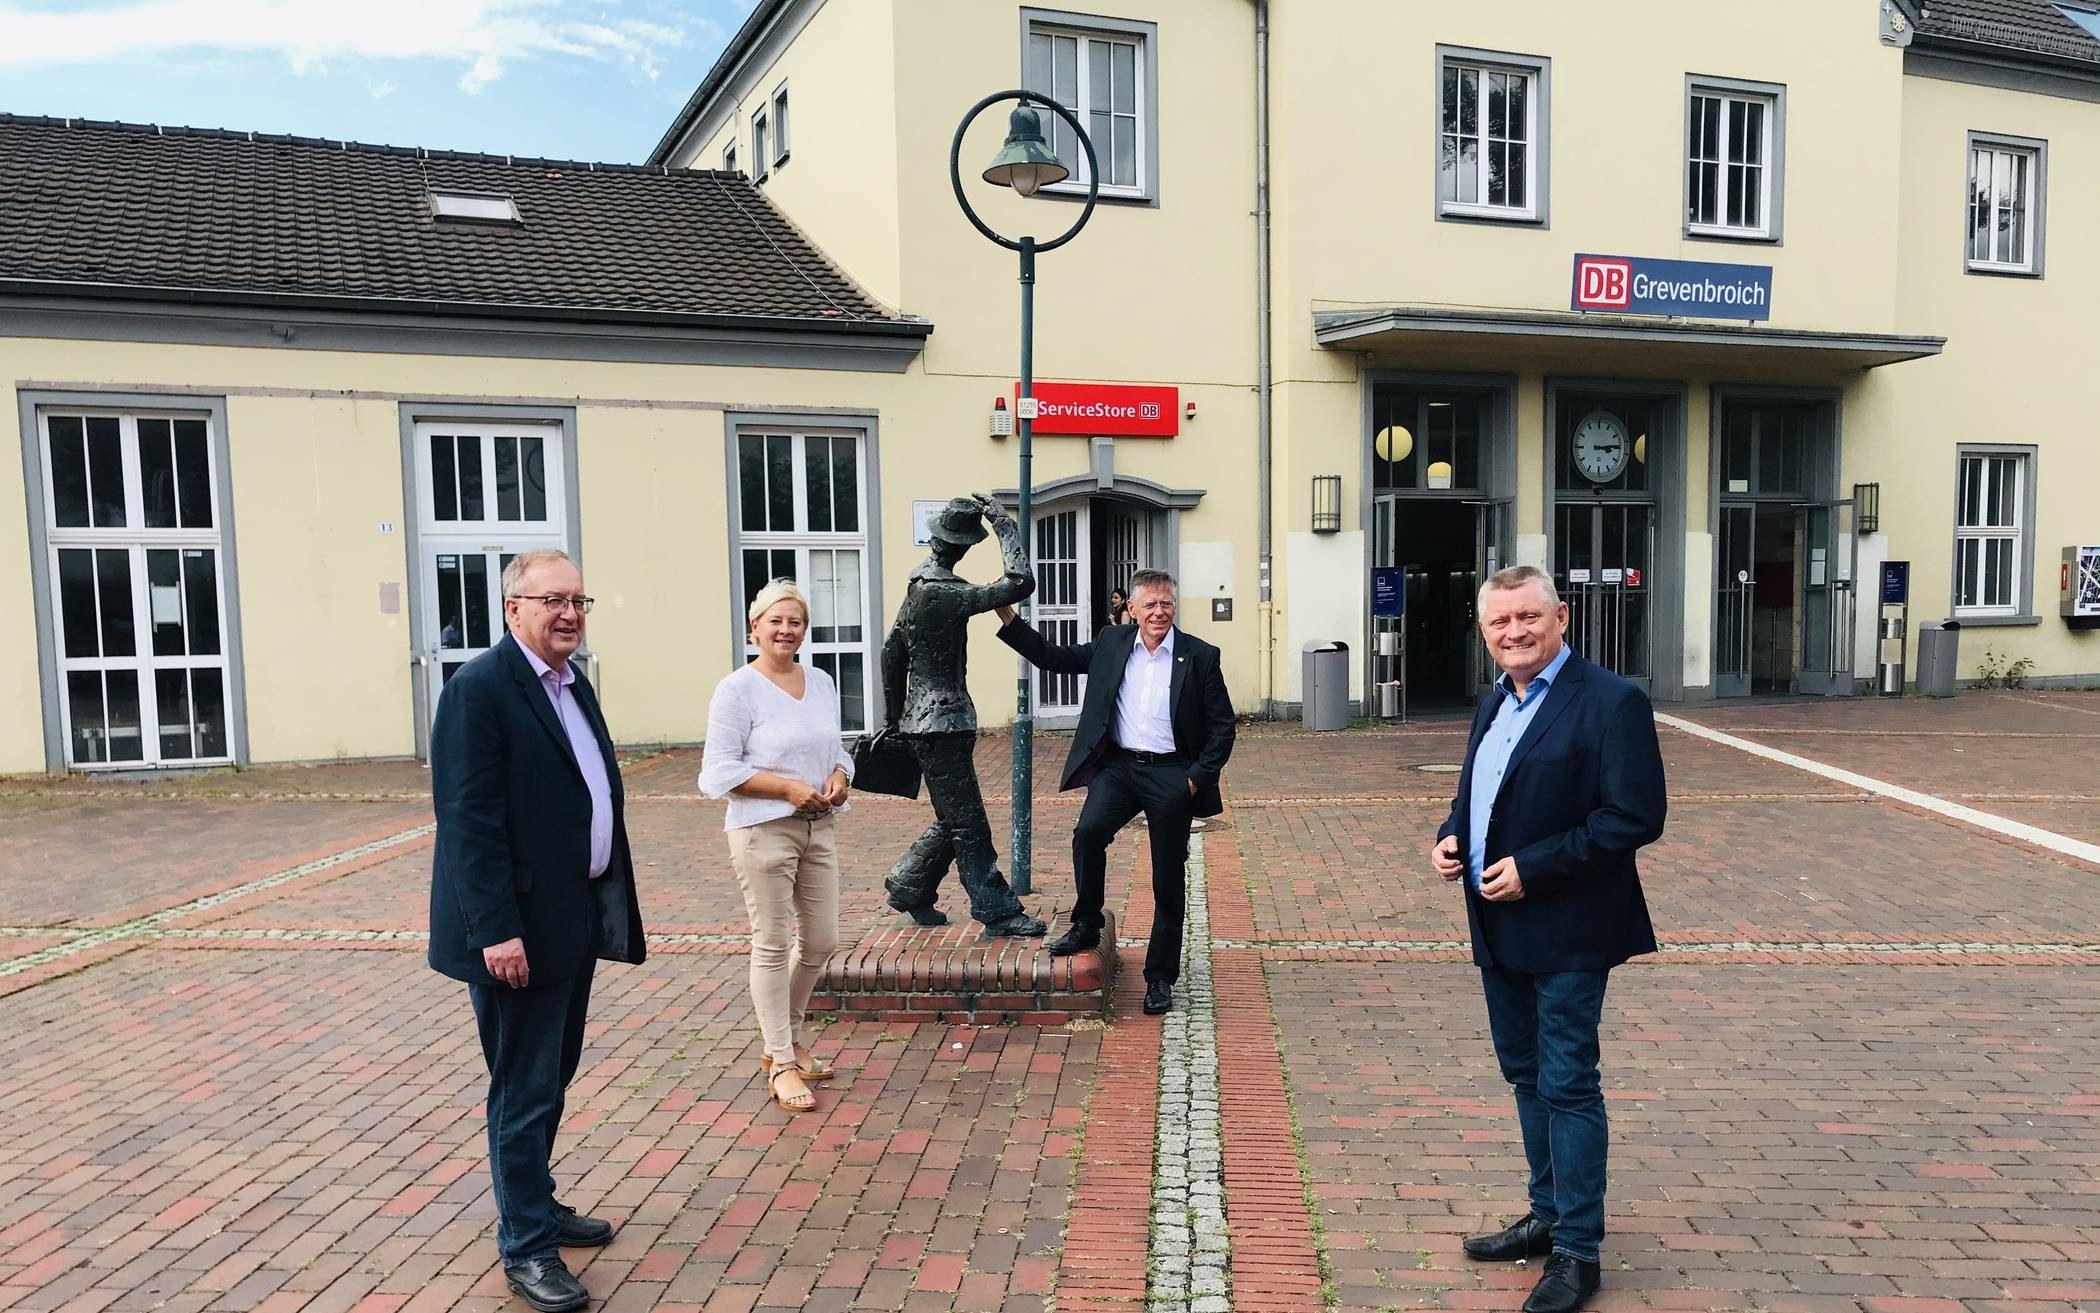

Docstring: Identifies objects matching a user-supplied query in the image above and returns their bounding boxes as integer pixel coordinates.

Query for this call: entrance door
[1795,498,1858,696]
[413,423,567,735]
[1031,504,1089,717]
[1467,499,1510,694]
[1716,503,1755,697]
[1554,502,1654,687]
[1097,502,1142,623]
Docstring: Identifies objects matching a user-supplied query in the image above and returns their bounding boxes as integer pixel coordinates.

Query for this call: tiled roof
[1913,0,2100,62]
[0,114,919,332]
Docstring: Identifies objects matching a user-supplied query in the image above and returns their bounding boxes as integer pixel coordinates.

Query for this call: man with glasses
[428,549,645,1313]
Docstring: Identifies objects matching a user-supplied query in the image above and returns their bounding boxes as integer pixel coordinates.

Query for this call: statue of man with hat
[877,492,1048,937]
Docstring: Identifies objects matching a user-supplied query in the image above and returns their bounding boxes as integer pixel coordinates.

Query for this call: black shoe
[1047,925,1101,956]
[1462,1214,1555,1262]
[505,1255,589,1312]
[982,912,1048,938]
[1143,981,1173,1014]
[888,897,948,927]
[552,1202,614,1248]
[1522,1254,1600,1313]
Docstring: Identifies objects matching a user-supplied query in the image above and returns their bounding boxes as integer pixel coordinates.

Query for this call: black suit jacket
[1437,651,1666,974]
[996,619,1236,817]
[427,635,646,986]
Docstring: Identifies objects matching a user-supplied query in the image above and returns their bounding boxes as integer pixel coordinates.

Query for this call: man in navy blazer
[1430,565,1666,1313]
[429,549,645,1313]
[995,568,1235,1016]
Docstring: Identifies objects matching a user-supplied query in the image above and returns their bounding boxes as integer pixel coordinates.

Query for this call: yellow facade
[8,1,2099,774]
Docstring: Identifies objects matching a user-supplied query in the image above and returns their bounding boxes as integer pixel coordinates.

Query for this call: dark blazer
[1437,650,1666,974]
[428,634,646,986]
[996,619,1236,818]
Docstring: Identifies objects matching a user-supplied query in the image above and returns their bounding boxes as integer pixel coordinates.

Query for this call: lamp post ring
[948,89,1100,254]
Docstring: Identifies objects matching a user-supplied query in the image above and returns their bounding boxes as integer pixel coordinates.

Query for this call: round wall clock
[1571,410,1630,483]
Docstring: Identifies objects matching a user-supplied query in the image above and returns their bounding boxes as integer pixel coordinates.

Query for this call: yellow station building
[4,0,2098,774]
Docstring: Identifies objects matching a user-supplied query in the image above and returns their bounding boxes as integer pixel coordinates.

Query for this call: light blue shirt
[521,643,614,879]
[1468,644,1574,889]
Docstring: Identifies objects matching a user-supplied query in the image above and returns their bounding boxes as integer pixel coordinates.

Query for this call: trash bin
[1302,640,1350,731]
[1914,620,1962,697]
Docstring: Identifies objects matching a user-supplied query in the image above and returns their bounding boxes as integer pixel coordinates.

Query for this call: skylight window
[2060,2,2100,37]
[430,191,521,225]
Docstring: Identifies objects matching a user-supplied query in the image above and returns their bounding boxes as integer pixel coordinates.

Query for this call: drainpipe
[1254,0,1276,716]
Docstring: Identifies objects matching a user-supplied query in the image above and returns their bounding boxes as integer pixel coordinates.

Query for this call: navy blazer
[1437,650,1666,974]
[427,634,646,986]
[995,619,1236,818]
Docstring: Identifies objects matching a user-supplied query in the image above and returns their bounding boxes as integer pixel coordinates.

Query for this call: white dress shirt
[1114,627,1178,754]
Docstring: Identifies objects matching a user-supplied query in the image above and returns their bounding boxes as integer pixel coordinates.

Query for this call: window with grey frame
[735,430,872,731]
[1953,451,2029,616]
[751,106,770,181]
[1437,53,1542,220]
[1687,83,1778,238]
[723,139,737,174]
[1024,18,1149,198]
[1967,137,2042,274]
[771,83,790,167]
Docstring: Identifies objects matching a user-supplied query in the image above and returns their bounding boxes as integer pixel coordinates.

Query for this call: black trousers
[1072,752,1194,983]
[468,956,594,1264]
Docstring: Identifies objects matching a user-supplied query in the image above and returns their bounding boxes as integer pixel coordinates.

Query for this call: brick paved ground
[2,689,2097,1313]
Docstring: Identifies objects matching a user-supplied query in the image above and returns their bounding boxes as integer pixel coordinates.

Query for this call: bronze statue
[878,493,1047,937]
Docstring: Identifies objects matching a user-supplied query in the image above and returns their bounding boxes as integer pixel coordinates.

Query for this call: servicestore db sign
[1571,253,1773,322]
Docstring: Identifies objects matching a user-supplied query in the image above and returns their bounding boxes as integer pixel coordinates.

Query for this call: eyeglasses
[513,594,595,615]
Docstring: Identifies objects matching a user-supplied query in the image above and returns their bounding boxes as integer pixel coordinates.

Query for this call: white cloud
[369,78,398,99]
[0,0,695,91]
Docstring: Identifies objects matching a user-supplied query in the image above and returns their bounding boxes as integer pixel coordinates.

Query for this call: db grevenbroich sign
[1571,253,1773,322]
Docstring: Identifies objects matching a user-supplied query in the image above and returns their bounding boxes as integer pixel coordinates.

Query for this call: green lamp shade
[983,101,1069,197]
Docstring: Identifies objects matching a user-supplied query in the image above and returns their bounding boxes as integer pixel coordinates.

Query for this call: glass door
[1468,499,1510,694]
[1716,503,1756,697]
[1795,498,1858,696]
[1031,503,1090,717]
[1554,502,1654,688]
[43,412,234,769]
[413,423,567,734]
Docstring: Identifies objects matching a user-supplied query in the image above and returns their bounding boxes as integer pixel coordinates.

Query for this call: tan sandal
[760,1050,840,1083]
[768,1067,817,1113]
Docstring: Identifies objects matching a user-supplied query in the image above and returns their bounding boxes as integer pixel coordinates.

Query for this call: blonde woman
[700,580,853,1113]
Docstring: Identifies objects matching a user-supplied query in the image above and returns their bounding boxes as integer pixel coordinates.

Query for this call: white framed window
[1687,77,1785,241]
[771,83,790,167]
[736,430,873,732]
[1967,133,2046,276]
[1953,448,2034,618]
[38,409,236,769]
[723,139,737,174]
[751,106,770,182]
[1436,48,1547,223]
[1023,10,1157,202]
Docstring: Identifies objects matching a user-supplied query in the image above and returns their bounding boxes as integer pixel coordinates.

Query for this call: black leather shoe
[552,1202,614,1248]
[1143,981,1173,1014]
[1462,1214,1555,1262]
[1047,926,1101,956]
[1522,1253,1601,1313]
[982,912,1048,938]
[505,1255,589,1312]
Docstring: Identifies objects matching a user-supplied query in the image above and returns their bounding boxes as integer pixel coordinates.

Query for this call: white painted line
[1656,714,2100,869]
[2017,694,2100,719]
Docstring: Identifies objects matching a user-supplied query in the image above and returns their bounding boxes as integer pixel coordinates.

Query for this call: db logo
[1138,402,1160,420]
[1574,258,1632,309]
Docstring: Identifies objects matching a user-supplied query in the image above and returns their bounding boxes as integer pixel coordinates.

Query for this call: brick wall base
[812,911,1116,1023]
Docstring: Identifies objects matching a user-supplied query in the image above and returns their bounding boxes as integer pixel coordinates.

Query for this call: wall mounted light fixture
[1312,474,1342,533]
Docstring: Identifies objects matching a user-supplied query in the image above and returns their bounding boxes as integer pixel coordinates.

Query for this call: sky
[0,0,754,164]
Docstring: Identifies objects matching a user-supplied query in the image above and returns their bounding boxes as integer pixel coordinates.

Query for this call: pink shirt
[520,644,614,879]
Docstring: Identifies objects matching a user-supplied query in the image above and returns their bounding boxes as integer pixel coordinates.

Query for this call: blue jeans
[1479,966,1610,1263]
[469,958,594,1265]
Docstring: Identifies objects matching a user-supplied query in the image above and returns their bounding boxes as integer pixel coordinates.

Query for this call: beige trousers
[727,813,841,1067]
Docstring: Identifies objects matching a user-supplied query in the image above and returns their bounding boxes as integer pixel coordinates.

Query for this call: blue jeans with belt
[1479,966,1611,1263]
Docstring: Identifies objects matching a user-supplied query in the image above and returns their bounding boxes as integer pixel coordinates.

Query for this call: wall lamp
[1854,481,1880,534]
[1312,474,1342,534]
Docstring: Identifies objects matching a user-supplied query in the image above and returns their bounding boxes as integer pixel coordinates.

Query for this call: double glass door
[1554,502,1654,686]
[1716,499,1857,697]
[42,411,234,768]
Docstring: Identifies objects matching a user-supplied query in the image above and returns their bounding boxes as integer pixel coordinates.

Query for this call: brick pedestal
[813,910,1116,1024]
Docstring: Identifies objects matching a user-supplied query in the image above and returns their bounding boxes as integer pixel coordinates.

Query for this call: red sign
[1625,567,1642,588]
[1016,381,1179,436]
[1572,256,1632,310]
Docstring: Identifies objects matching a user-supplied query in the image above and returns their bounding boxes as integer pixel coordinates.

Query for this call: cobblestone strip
[142,927,753,946]
[1215,937,2100,955]
[0,824,434,978]
[1148,832,1229,1313]
[1224,791,1874,807]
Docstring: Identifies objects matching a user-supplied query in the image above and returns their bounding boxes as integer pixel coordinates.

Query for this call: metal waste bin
[1301,640,1350,731]
[1914,620,1962,697]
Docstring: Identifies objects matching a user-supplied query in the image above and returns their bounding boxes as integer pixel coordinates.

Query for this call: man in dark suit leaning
[428,549,646,1313]
[994,568,1235,1016]
[1430,564,1666,1313]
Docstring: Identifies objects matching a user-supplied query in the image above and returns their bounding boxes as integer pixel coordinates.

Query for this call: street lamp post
[949,91,1098,898]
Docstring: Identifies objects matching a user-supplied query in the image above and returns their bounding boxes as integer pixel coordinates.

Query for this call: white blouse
[699,662,857,831]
